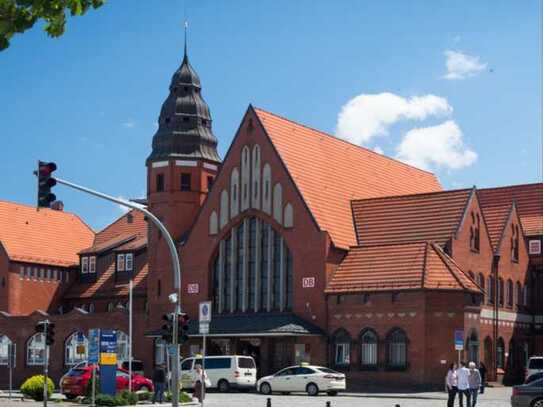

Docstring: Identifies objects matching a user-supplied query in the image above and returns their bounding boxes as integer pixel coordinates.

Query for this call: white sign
[199,301,212,323]
[187,283,199,294]
[199,322,209,335]
[302,277,315,288]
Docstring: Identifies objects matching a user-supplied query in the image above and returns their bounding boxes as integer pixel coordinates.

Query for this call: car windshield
[529,359,543,369]
[317,367,339,374]
[67,369,86,377]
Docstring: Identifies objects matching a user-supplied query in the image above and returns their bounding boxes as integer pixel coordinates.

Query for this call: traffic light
[35,320,55,346]
[35,161,57,208]
[161,313,174,343]
[178,313,190,343]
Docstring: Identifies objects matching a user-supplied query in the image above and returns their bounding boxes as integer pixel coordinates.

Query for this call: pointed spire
[184,20,188,59]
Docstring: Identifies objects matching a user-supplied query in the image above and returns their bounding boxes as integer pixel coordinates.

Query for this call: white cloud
[122,120,136,128]
[335,92,452,145]
[373,146,384,155]
[395,120,477,170]
[443,50,487,80]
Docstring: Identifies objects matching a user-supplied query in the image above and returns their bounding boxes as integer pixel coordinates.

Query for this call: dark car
[527,372,543,384]
[511,378,543,407]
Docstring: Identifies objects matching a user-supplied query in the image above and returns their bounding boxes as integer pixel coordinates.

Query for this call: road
[0,387,512,407]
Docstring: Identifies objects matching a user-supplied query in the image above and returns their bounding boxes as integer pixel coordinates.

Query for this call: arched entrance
[466,330,479,364]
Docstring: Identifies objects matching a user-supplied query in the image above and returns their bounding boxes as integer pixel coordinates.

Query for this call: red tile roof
[0,201,94,267]
[326,242,481,294]
[351,189,473,247]
[254,108,443,249]
[93,210,147,246]
[478,183,543,237]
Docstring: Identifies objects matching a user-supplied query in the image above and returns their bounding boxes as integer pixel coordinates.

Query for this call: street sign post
[454,329,464,364]
[199,302,212,407]
[88,329,100,407]
[8,343,15,400]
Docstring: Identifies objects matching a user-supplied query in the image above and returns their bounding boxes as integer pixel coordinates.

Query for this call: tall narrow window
[27,333,45,366]
[507,279,513,306]
[212,258,220,313]
[81,257,89,274]
[235,224,244,312]
[475,214,480,251]
[478,273,485,302]
[125,253,134,272]
[387,329,408,369]
[360,329,378,368]
[117,254,125,272]
[0,335,12,366]
[260,226,270,311]
[224,237,232,312]
[488,276,495,305]
[181,173,191,191]
[65,332,88,366]
[89,257,96,274]
[272,232,281,310]
[156,174,164,192]
[333,330,351,366]
[286,249,293,311]
[511,225,519,262]
[498,278,504,307]
[496,338,505,369]
[207,176,214,191]
[248,218,257,311]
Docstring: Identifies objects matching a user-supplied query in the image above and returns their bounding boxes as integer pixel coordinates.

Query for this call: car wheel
[306,383,319,396]
[532,399,543,407]
[139,385,151,392]
[259,382,272,395]
[218,379,230,393]
[327,391,338,396]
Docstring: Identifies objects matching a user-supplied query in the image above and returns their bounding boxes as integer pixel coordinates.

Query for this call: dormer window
[125,253,134,272]
[89,256,96,274]
[117,254,125,272]
[81,257,89,274]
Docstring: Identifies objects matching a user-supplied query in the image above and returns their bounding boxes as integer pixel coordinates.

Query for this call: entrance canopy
[146,313,325,338]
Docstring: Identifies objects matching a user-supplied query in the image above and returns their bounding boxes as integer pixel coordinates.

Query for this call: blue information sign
[99,330,118,396]
[454,330,464,351]
[88,329,100,364]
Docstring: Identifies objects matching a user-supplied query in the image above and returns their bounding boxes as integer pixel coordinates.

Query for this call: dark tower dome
[146,49,220,164]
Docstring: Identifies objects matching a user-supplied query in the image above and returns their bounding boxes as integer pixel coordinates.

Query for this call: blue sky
[1,1,541,230]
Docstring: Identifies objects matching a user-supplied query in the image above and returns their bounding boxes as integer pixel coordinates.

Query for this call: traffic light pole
[43,321,49,407]
[49,176,183,407]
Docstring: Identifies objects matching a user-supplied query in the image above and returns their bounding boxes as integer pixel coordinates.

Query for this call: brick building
[0,47,542,390]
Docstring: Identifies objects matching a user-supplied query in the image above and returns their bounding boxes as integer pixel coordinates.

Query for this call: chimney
[51,201,64,211]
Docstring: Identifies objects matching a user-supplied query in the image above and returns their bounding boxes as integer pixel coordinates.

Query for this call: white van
[180,355,257,392]
[526,356,543,379]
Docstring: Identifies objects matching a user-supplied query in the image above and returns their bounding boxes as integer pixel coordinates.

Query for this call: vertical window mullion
[242,219,249,312]
[231,228,237,313]
[218,240,225,314]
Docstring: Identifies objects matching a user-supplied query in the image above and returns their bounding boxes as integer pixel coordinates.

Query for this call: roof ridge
[478,182,543,192]
[351,187,472,205]
[348,241,429,250]
[253,106,439,178]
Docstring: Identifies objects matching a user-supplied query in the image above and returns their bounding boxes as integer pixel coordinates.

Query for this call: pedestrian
[478,362,487,394]
[457,361,471,407]
[193,364,208,403]
[445,363,458,407]
[468,361,482,407]
[152,364,166,404]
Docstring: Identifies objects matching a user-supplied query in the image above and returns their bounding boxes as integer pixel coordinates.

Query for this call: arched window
[516,281,522,307]
[273,183,283,224]
[498,278,504,306]
[251,145,261,209]
[241,146,250,211]
[116,331,129,362]
[467,330,479,364]
[154,339,167,366]
[65,332,88,366]
[230,168,240,218]
[497,337,505,369]
[89,303,95,313]
[507,279,513,306]
[386,328,408,369]
[359,329,378,368]
[332,329,351,366]
[478,273,485,302]
[27,333,45,366]
[220,190,229,229]
[523,283,529,307]
[262,164,272,215]
[212,217,293,314]
[0,335,12,365]
[484,336,493,369]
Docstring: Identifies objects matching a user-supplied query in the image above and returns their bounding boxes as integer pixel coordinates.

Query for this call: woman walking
[445,363,458,407]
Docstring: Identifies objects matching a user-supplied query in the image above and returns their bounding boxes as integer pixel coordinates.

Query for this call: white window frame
[125,253,134,271]
[335,342,350,365]
[529,240,541,255]
[117,254,125,272]
[0,335,12,366]
[89,256,96,274]
[65,332,88,366]
[81,257,89,274]
[27,333,45,366]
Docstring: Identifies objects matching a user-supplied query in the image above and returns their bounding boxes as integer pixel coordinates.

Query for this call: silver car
[511,378,543,407]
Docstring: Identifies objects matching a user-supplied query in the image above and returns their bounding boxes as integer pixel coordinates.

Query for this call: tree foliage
[0,0,105,51]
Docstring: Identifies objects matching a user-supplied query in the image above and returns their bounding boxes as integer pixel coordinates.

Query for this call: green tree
[0,0,105,51]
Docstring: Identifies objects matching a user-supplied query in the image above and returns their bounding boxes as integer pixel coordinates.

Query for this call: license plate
[244,372,252,376]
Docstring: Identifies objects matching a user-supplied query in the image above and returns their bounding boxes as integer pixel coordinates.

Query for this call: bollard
[395,405,400,407]
[326,401,331,407]
[266,397,271,407]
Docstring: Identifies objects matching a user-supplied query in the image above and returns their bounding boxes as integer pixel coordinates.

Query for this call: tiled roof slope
[478,183,543,237]
[326,242,481,294]
[254,108,443,249]
[93,210,147,246]
[352,189,472,247]
[0,201,94,267]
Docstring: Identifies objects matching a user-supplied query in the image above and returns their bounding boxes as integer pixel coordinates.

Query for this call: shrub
[20,375,54,401]
[94,394,128,407]
[164,390,193,403]
[136,391,151,401]
[118,391,138,405]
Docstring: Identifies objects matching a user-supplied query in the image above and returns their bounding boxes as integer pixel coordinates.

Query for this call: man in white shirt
[456,361,471,407]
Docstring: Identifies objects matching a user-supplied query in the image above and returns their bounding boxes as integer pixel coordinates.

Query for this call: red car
[61,365,154,398]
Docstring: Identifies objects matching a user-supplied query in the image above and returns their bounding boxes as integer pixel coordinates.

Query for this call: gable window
[181,173,191,191]
[117,254,125,272]
[81,257,89,274]
[156,174,165,192]
[27,333,45,366]
[470,212,480,252]
[125,253,134,272]
[89,257,96,274]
